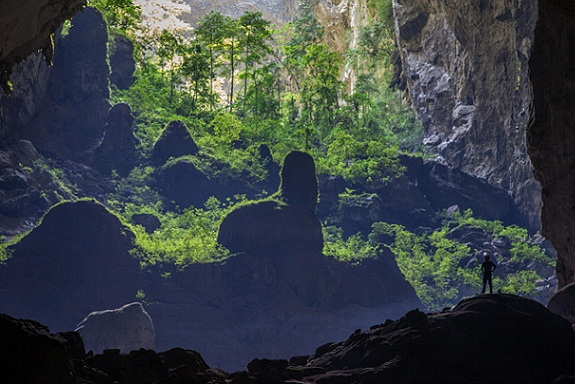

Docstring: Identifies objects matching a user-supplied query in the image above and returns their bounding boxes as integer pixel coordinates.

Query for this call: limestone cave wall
[392,0,540,232]
[528,0,575,289]
[0,0,86,139]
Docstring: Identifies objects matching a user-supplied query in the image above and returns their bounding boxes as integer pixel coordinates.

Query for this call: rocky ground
[3,294,575,384]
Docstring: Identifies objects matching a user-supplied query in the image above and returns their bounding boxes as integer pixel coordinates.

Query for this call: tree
[155,29,185,102]
[195,11,229,110]
[89,0,141,34]
[237,12,273,114]
[181,44,211,111]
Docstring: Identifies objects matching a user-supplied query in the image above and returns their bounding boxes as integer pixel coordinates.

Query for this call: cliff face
[392,0,540,232]
[528,0,575,289]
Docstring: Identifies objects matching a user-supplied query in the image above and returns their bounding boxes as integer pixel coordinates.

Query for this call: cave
[1,1,575,299]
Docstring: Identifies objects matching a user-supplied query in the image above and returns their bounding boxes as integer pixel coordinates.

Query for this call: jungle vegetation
[28,0,550,311]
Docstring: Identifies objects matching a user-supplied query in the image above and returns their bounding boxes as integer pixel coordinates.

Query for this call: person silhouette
[481,252,497,294]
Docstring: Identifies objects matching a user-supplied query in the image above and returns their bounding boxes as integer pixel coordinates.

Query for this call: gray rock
[75,302,155,354]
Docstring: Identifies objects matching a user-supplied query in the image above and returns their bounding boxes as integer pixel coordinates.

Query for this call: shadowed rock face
[0,200,140,331]
[393,0,540,232]
[17,7,111,161]
[94,103,137,176]
[529,1,575,290]
[151,120,199,166]
[548,282,575,323]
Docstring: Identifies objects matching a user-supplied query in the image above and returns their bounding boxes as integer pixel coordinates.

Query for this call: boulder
[75,302,155,354]
[151,120,198,166]
[0,313,81,384]
[548,282,575,323]
[0,200,141,331]
[132,213,161,233]
[94,103,137,176]
[294,295,575,384]
[156,158,212,208]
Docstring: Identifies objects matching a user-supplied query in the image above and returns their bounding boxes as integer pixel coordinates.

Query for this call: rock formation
[151,120,199,166]
[0,313,84,384]
[218,151,331,305]
[548,282,575,323]
[75,302,155,354]
[292,294,575,384]
[17,7,110,161]
[109,34,136,90]
[5,294,575,383]
[392,0,540,232]
[0,200,141,331]
[323,155,514,237]
[0,0,86,95]
[528,1,575,290]
[94,103,138,176]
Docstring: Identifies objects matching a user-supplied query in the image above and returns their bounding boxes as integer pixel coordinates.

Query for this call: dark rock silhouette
[4,295,575,383]
[151,120,199,166]
[529,1,575,290]
[109,34,135,90]
[0,313,83,384]
[131,213,161,233]
[94,103,137,176]
[218,151,330,305]
[279,150,318,212]
[292,295,575,384]
[0,200,140,331]
[548,282,575,323]
[20,7,110,161]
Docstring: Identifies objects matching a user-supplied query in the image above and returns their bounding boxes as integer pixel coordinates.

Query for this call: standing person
[481,252,497,294]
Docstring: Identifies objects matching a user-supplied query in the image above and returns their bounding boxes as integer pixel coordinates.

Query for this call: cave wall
[0,0,86,139]
[528,0,575,289]
[392,0,540,232]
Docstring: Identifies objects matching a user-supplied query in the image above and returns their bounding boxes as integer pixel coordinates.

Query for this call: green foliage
[97,5,424,269]
[371,210,553,311]
[117,197,233,268]
[89,0,141,35]
[323,226,377,264]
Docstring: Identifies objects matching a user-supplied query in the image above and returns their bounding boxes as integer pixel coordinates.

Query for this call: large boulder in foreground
[548,282,575,323]
[0,200,140,331]
[0,313,83,384]
[75,302,155,354]
[248,295,575,384]
[5,295,575,383]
